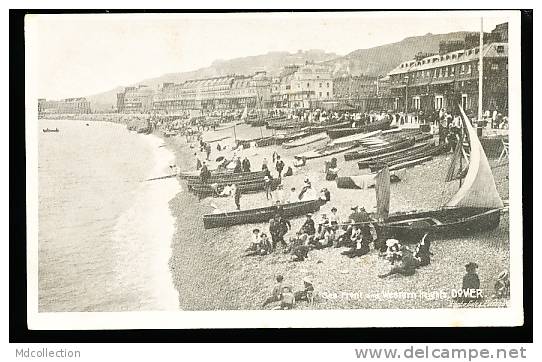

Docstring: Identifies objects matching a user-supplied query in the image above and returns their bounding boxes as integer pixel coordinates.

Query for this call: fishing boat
[202,199,324,229]
[42,128,59,133]
[328,130,383,147]
[344,137,415,161]
[372,106,504,243]
[178,170,265,183]
[357,142,436,169]
[326,118,392,139]
[282,132,328,149]
[189,178,279,195]
[273,128,311,144]
[308,121,351,133]
[294,142,359,160]
[368,143,447,172]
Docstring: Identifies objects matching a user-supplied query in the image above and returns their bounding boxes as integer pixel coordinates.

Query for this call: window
[427,71,431,77]
[307,83,310,87]
[460,64,465,74]
[413,96,421,110]
[319,83,322,88]
[434,69,438,78]
[326,92,330,97]
[451,66,455,76]
[461,94,468,110]
[319,92,322,97]
[444,67,449,77]
[491,63,499,71]
[439,68,443,78]
[435,95,444,110]
[467,64,472,74]
[496,45,505,53]
[326,82,330,88]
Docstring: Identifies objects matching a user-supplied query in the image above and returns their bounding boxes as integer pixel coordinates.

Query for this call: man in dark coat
[269,214,290,251]
[300,213,316,237]
[242,157,251,173]
[275,156,285,179]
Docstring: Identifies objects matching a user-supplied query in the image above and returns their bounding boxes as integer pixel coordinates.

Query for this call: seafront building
[152,71,271,116]
[387,23,508,118]
[116,85,155,114]
[38,97,91,117]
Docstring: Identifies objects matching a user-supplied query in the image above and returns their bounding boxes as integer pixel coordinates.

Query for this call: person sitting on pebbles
[413,233,432,267]
[383,239,403,264]
[294,276,315,303]
[341,226,370,258]
[244,228,261,256]
[454,262,482,303]
[262,275,286,308]
[378,245,419,278]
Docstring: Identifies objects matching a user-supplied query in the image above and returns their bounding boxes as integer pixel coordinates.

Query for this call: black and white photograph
[22,10,525,330]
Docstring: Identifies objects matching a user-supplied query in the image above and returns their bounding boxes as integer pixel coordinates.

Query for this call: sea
[38,120,180,312]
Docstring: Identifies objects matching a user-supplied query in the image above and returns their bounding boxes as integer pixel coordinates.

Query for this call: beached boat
[326,118,392,139]
[308,121,351,133]
[372,106,504,243]
[357,142,435,169]
[236,136,275,148]
[328,130,383,147]
[282,132,328,149]
[178,170,264,183]
[189,178,280,195]
[203,135,231,143]
[202,199,324,229]
[344,137,415,161]
[42,128,59,133]
[273,128,311,144]
[294,142,359,160]
[368,143,447,172]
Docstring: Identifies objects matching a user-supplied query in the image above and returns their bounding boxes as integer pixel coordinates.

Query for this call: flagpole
[478,17,484,124]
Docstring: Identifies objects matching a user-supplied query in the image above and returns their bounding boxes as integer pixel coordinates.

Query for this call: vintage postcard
[24,10,524,329]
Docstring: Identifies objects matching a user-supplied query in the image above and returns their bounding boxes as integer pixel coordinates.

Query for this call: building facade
[38,97,91,116]
[387,23,508,117]
[270,63,333,109]
[152,72,272,114]
[116,85,155,114]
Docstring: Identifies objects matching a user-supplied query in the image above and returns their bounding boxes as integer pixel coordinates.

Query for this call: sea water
[38,120,180,312]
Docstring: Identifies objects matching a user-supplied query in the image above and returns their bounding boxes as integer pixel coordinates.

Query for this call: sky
[25,12,512,100]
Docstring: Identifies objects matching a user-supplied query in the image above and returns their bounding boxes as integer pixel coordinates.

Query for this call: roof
[388,42,508,76]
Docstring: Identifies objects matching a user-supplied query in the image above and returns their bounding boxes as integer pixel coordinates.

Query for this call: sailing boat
[373,106,503,243]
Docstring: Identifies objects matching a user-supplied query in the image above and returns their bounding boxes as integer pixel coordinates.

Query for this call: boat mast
[478,17,484,124]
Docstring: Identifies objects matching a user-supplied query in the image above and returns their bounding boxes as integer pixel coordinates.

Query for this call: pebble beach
[162,124,510,310]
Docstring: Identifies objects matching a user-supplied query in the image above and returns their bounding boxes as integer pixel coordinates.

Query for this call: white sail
[445,106,503,209]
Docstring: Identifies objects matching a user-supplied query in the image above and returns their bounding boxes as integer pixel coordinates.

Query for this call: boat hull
[203,199,324,229]
[374,207,501,243]
[326,119,392,139]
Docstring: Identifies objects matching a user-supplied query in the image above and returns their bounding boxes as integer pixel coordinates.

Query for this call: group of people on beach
[261,274,315,310]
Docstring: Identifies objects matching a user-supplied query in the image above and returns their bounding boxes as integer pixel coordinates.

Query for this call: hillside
[87,31,472,110]
[324,31,472,77]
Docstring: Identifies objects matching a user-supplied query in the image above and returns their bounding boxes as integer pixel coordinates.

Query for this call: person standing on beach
[264,176,273,200]
[262,158,268,171]
[234,184,242,210]
[275,156,285,179]
[242,156,251,173]
[269,213,290,251]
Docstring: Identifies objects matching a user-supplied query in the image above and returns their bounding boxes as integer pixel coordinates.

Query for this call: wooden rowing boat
[202,199,324,229]
[179,170,265,183]
[328,130,383,147]
[282,132,328,149]
[344,137,415,161]
[189,178,279,195]
[367,144,446,172]
[357,142,435,169]
[295,142,359,160]
[326,118,392,139]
